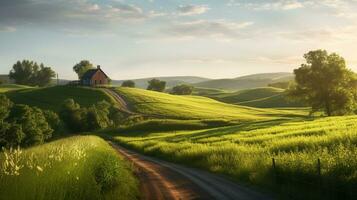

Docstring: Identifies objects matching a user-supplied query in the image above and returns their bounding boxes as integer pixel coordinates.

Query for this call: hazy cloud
[163,20,254,40]
[177,5,210,16]
[0,0,148,31]
[0,26,16,32]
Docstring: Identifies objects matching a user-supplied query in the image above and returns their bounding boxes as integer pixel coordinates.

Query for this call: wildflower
[1,146,24,176]
[36,166,43,172]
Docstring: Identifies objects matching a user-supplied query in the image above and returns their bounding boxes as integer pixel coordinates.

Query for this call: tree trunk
[325,101,331,116]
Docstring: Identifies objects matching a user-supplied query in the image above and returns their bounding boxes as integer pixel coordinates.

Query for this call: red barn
[81,65,110,86]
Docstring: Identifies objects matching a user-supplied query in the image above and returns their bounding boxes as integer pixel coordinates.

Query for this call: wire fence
[271,158,356,200]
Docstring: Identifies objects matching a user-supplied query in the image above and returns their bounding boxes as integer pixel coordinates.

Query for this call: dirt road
[102,88,134,114]
[110,142,273,200]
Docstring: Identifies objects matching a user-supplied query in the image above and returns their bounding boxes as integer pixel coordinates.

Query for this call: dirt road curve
[102,88,134,114]
[110,142,273,200]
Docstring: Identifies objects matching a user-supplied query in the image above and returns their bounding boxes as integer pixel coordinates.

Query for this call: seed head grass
[0,136,138,200]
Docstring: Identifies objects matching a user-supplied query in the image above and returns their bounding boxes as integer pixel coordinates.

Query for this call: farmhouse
[81,65,110,86]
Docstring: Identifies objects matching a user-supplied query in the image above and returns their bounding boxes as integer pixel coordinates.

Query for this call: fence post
[317,158,321,177]
[317,158,323,198]
[272,158,277,184]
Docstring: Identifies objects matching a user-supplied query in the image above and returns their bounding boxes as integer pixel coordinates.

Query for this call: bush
[171,84,194,95]
[0,95,58,147]
[121,80,135,88]
[60,99,120,132]
[147,79,166,92]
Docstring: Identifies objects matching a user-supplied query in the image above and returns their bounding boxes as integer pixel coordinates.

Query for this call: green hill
[5,86,115,111]
[0,84,33,93]
[112,76,211,89]
[193,72,294,90]
[114,87,306,121]
[194,87,304,108]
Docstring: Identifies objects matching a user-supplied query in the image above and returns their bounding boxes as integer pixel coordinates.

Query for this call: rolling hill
[194,87,304,108]
[193,72,294,90]
[112,76,211,89]
[114,87,306,121]
[193,87,303,108]
[5,86,116,111]
[0,84,33,93]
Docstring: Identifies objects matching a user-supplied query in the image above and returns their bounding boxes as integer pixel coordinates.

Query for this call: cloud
[279,25,357,42]
[0,0,148,32]
[227,0,357,11]
[0,26,16,32]
[177,5,210,16]
[162,20,254,40]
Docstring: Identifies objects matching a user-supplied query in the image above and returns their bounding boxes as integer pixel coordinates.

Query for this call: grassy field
[114,87,307,121]
[113,116,357,199]
[0,84,33,93]
[5,86,116,112]
[0,136,138,200]
[194,87,303,108]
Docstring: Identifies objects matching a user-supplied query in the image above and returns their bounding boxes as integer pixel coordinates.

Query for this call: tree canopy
[0,95,58,147]
[147,79,166,92]
[73,60,94,79]
[121,80,135,88]
[171,84,194,95]
[288,50,357,116]
[9,60,56,87]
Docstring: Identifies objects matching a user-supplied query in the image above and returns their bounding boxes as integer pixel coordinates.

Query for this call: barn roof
[81,66,110,80]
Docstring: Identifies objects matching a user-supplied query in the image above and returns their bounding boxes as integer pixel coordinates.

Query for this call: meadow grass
[5,86,116,112]
[114,116,357,199]
[114,87,307,120]
[194,87,303,108]
[0,136,138,200]
[0,84,33,93]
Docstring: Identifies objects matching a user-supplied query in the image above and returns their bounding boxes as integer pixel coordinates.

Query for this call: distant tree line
[9,60,56,87]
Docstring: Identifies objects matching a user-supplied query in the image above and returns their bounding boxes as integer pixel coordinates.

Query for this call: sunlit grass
[115,87,308,120]
[114,115,357,199]
[0,136,138,200]
[0,84,33,93]
[5,86,116,111]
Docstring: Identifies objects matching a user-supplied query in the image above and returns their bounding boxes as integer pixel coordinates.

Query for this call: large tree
[73,60,94,79]
[147,79,166,92]
[288,50,357,116]
[9,60,55,86]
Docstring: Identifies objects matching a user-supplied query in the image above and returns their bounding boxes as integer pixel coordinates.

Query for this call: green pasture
[0,136,138,200]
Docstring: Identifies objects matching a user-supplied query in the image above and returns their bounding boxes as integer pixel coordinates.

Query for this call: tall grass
[0,136,138,200]
[115,87,307,120]
[114,116,357,199]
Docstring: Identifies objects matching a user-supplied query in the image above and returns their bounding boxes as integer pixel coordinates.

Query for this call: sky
[1,0,357,80]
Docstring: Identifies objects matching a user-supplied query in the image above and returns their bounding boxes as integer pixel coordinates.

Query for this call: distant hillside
[194,87,304,108]
[0,74,13,84]
[193,72,294,91]
[112,76,211,89]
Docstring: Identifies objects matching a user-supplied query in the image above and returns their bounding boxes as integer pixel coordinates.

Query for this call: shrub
[171,84,194,95]
[121,80,135,88]
[60,99,118,132]
[147,79,166,92]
